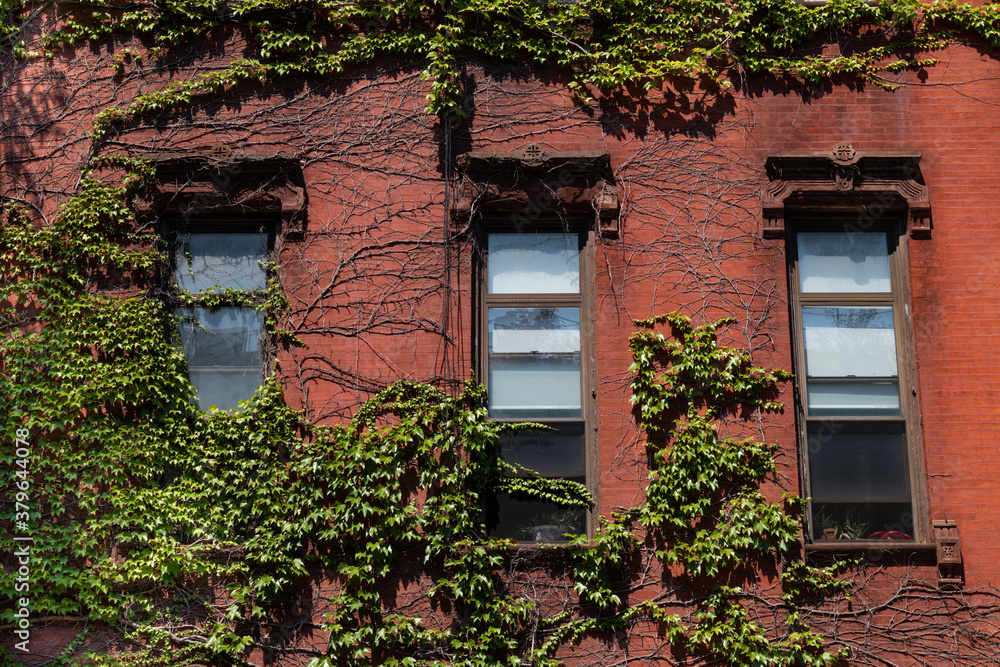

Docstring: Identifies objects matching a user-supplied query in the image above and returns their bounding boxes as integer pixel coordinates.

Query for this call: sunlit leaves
[22,0,1000,131]
[627,314,844,665]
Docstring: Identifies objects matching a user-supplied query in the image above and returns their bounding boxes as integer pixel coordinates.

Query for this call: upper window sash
[794,229,905,419]
[174,231,269,293]
[796,232,892,294]
[487,232,581,296]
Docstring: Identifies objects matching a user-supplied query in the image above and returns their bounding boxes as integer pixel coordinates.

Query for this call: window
[169,221,273,411]
[789,225,920,542]
[481,226,594,542]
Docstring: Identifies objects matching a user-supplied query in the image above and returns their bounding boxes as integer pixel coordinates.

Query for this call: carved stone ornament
[761,146,931,239]
[454,150,620,237]
[136,150,307,236]
[833,142,856,163]
[833,166,856,191]
[209,143,234,161]
[522,143,544,159]
[933,519,963,590]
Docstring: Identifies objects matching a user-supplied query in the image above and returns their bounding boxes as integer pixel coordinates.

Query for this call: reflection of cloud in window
[175,232,267,292]
[489,308,580,355]
[802,307,897,378]
[488,233,578,294]
[797,232,890,292]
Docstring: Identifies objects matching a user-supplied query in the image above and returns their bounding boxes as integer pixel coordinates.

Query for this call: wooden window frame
[163,214,279,411]
[787,217,927,545]
[477,217,598,542]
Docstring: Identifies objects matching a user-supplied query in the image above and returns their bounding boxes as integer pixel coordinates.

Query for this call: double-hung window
[482,225,593,542]
[170,220,273,411]
[790,224,918,542]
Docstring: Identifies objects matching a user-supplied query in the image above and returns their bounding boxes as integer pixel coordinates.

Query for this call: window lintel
[761,144,930,239]
[456,146,619,238]
[137,149,307,237]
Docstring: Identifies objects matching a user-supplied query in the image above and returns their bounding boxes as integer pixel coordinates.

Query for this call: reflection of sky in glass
[489,356,581,416]
[488,308,581,417]
[489,233,579,294]
[806,381,900,416]
[178,308,263,363]
[489,308,580,354]
[803,307,897,377]
[798,232,891,293]
[175,233,268,293]
[177,307,264,410]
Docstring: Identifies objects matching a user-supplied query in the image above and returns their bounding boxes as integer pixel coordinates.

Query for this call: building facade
[4,3,1000,665]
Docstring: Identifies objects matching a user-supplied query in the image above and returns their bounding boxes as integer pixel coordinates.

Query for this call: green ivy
[624,314,845,666]
[10,0,989,662]
[0,170,851,664]
[0,0,995,133]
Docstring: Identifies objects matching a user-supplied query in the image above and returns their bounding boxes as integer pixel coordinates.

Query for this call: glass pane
[187,369,264,411]
[803,307,897,378]
[489,308,581,418]
[178,307,264,410]
[175,232,268,293]
[485,483,587,542]
[500,424,585,477]
[807,422,910,502]
[807,380,900,416]
[489,309,581,354]
[489,357,581,418]
[488,233,579,294]
[811,502,914,542]
[797,232,891,293]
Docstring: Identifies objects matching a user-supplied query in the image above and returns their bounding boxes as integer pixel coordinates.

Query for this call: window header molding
[136,149,307,236]
[456,146,619,238]
[761,144,930,239]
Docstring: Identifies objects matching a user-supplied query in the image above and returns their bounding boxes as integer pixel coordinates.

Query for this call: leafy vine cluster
[0,0,999,130]
[0,166,849,664]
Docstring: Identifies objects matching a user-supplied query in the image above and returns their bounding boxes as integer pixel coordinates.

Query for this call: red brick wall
[256,54,997,585]
[8,33,1000,664]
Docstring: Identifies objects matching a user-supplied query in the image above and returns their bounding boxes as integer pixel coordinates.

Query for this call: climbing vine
[625,314,851,666]
[4,0,1000,664]
[0,0,999,131]
[0,163,850,664]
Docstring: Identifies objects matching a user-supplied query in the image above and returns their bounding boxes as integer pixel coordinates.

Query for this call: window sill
[475,539,594,553]
[805,541,936,557]
[797,0,878,5]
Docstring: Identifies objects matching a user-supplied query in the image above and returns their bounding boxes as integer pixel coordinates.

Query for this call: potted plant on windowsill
[817,509,869,541]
